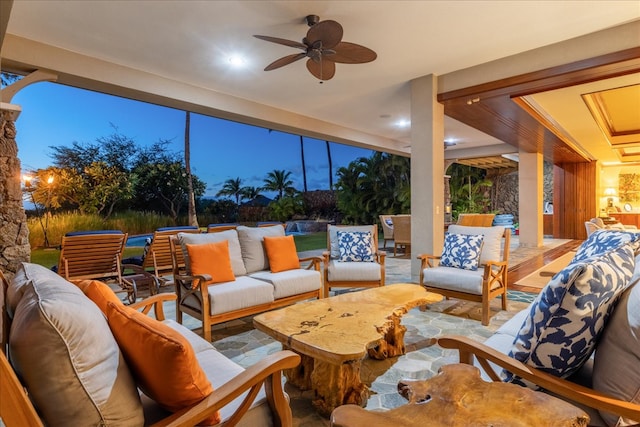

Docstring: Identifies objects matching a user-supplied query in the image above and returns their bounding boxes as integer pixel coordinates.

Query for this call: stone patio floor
[158,236,570,426]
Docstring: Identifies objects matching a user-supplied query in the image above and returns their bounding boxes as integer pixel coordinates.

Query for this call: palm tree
[326,141,333,189]
[263,170,295,200]
[217,177,244,206]
[299,136,308,192]
[184,111,198,227]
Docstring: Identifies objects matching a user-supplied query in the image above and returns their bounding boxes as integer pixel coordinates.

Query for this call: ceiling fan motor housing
[305,15,320,26]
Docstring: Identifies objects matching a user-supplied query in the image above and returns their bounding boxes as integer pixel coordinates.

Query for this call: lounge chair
[123,226,200,294]
[206,223,239,233]
[57,230,137,303]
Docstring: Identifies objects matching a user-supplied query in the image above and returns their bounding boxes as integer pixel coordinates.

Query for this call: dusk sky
[13,82,376,200]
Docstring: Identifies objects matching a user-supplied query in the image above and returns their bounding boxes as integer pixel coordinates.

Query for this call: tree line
[24,128,419,226]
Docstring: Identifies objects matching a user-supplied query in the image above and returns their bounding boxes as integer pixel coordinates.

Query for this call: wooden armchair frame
[322,224,386,298]
[0,275,301,427]
[418,228,510,326]
[169,236,323,342]
[437,335,640,421]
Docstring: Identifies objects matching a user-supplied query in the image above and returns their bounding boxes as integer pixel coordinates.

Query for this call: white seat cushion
[250,269,321,299]
[422,266,485,294]
[327,259,381,282]
[162,320,272,426]
[207,276,274,315]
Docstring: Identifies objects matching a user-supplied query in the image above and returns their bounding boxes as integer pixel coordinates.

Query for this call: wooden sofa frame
[418,228,510,326]
[0,274,301,427]
[169,236,323,342]
[438,335,640,421]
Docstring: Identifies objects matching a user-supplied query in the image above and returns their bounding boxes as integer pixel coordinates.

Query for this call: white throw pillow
[447,224,505,265]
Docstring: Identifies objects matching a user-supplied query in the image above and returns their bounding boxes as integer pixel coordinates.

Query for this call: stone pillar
[0,108,30,280]
[410,74,445,282]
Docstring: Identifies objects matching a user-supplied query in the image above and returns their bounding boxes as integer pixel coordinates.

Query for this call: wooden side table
[331,363,589,426]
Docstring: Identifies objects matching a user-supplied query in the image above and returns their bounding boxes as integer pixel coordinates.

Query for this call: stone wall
[0,114,30,281]
[489,161,554,224]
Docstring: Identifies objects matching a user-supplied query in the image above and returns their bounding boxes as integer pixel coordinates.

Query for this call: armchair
[418,224,509,326]
[322,224,386,297]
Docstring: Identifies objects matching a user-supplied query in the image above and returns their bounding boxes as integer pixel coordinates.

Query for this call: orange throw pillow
[263,235,300,273]
[186,241,235,286]
[72,279,122,314]
[106,302,220,424]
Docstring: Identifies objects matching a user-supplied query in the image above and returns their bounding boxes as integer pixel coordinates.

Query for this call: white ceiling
[3,1,640,163]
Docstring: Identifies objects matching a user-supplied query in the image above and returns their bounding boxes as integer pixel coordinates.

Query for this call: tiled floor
[165,236,572,426]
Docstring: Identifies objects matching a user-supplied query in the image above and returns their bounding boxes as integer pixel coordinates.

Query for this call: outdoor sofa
[439,229,640,425]
[171,224,323,341]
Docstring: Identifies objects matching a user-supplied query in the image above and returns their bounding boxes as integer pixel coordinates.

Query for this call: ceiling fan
[254,15,377,81]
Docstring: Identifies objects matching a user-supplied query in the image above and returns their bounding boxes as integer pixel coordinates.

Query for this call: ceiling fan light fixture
[254,15,377,81]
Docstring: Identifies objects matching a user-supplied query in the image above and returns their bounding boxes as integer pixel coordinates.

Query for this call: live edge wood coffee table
[331,363,589,427]
[252,283,442,416]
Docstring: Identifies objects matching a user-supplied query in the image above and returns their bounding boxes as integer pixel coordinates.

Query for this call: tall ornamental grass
[27,211,175,248]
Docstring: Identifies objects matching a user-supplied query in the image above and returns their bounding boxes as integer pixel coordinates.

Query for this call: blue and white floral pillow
[337,231,375,262]
[439,232,484,271]
[572,229,640,264]
[505,242,636,387]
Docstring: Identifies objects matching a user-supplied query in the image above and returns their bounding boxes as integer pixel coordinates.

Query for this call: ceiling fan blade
[306,20,343,49]
[328,42,377,64]
[253,35,307,50]
[306,58,336,81]
[264,53,307,71]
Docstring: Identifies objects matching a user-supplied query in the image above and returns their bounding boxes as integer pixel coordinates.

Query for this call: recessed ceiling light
[228,56,246,67]
[396,119,411,128]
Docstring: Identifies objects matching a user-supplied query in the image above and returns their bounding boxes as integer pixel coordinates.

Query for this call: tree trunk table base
[253,284,442,417]
[331,363,589,426]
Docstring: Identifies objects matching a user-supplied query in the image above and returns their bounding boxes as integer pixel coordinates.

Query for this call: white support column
[410,74,445,282]
[518,150,544,247]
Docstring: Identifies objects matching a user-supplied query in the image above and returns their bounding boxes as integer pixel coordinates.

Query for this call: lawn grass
[293,232,327,252]
[29,232,327,268]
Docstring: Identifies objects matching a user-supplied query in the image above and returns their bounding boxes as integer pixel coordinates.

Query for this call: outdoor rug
[514,252,575,289]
